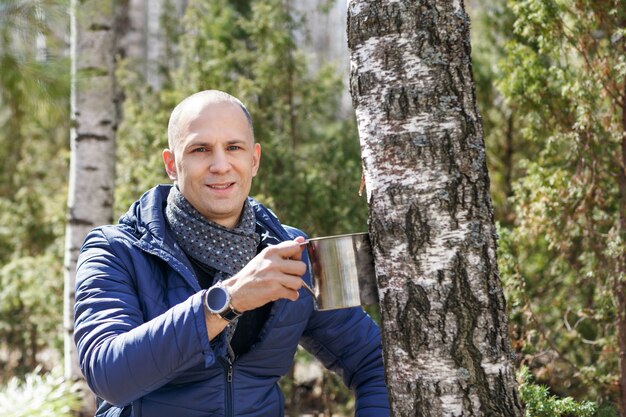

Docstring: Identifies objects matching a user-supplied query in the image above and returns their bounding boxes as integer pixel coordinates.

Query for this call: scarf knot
[165,187,260,280]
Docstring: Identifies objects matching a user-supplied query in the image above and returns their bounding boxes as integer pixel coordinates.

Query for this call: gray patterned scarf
[165,186,260,283]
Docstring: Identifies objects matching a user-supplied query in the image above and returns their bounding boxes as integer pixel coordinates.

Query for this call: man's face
[163,100,261,228]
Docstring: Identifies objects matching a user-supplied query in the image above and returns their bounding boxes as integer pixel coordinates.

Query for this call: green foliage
[0,368,81,417]
[0,0,70,197]
[470,0,538,227]
[0,0,70,382]
[0,253,64,379]
[114,62,174,210]
[518,366,597,417]
[472,0,625,409]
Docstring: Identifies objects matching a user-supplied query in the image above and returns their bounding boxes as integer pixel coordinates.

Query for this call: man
[74,90,389,416]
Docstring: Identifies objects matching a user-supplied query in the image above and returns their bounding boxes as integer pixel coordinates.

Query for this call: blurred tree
[64,0,118,388]
[0,0,69,381]
[469,0,539,227]
[0,0,66,196]
[347,0,521,415]
[495,0,626,414]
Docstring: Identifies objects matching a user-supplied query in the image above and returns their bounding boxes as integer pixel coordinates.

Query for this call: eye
[192,147,208,153]
[227,145,242,151]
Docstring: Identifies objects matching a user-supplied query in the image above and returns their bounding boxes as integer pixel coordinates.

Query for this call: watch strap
[219,304,242,322]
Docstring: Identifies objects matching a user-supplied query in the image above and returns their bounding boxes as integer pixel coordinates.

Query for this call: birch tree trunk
[64,0,117,385]
[117,0,148,75]
[347,1,522,415]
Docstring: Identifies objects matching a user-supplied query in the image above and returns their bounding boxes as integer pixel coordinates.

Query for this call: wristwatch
[204,284,242,322]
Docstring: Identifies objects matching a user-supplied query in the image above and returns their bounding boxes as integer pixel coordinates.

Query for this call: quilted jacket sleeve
[300,307,390,417]
[73,228,214,407]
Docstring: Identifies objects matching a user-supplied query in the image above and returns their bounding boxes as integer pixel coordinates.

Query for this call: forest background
[0,0,624,416]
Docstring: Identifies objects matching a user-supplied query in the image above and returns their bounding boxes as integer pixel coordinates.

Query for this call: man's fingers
[267,238,306,261]
[228,237,308,310]
[279,287,300,302]
[281,258,307,277]
[290,236,306,261]
[276,274,305,291]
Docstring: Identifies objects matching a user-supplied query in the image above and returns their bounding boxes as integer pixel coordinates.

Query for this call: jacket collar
[119,184,176,247]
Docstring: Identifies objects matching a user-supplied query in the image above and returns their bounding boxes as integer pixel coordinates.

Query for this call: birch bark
[117,0,148,74]
[64,0,117,383]
[347,1,522,415]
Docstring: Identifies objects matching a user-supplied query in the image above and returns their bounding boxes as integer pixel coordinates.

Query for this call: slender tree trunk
[347,1,522,415]
[64,0,117,393]
[118,0,188,90]
[503,114,514,198]
[117,0,148,73]
[145,0,164,90]
[0,90,24,197]
[502,113,515,225]
[289,0,352,114]
[616,81,626,417]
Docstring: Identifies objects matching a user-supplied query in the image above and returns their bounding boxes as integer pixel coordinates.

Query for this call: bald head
[167,90,254,151]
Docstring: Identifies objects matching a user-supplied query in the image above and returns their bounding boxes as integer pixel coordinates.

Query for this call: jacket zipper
[222,357,234,417]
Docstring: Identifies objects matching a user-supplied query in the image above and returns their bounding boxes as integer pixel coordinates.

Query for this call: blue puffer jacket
[74,185,389,417]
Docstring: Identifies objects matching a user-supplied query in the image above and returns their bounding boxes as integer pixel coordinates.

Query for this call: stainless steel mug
[304,232,377,310]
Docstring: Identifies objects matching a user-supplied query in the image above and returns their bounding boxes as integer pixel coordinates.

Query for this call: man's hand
[223,236,307,312]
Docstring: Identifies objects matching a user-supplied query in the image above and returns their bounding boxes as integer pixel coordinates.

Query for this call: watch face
[206,286,229,313]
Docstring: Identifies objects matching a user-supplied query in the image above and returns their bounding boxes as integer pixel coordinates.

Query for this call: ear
[251,143,261,177]
[162,148,177,181]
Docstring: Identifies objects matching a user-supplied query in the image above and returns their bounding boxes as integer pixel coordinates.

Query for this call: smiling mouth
[207,183,234,190]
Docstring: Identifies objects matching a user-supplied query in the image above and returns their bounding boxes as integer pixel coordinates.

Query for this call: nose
[209,151,230,174]
[209,149,230,174]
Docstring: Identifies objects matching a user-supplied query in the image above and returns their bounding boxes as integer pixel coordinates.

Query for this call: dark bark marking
[382,81,461,122]
[351,71,378,99]
[347,1,407,48]
[411,378,434,417]
[406,201,430,260]
[396,281,431,359]
[387,183,413,207]
[481,239,513,357]
[89,23,112,31]
[376,273,390,292]
[383,86,410,121]
[442,149,461,226]
[369,128,465,176]
[75,133,111,142]
[370,211,405,258]
[445,253,518,416]
[68,218,94,226]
